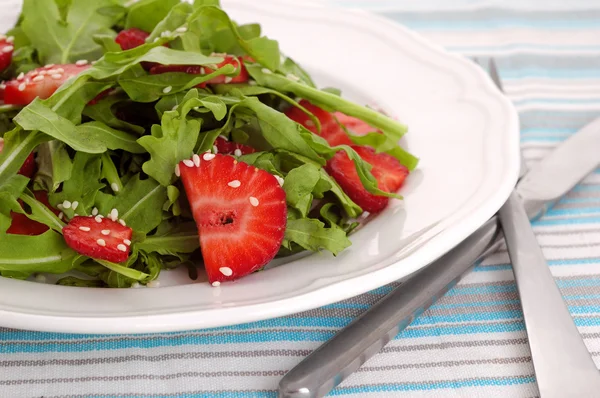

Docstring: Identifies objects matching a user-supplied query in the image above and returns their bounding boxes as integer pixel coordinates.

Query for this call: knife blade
[278,115,600,398]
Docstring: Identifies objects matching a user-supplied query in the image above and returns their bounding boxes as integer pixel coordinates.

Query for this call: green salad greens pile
[0,0,417,288]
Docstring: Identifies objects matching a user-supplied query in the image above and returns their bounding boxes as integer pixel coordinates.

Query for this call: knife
[278,109,600,398]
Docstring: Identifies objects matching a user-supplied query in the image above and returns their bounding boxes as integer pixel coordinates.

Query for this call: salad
[0,0,418,288]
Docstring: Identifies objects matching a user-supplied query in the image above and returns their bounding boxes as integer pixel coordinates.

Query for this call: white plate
[0,0,520,334]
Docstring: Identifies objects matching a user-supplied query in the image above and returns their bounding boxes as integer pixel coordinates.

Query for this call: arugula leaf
[83,95,145,135]
[318,169,362,218]
[0,174,30,218]
[283,218,351,255]
[278,56,317,88]
[96,258,149,281]
[146,2,194,43]
[282,164,321,218]
[163,185,181,216]
[0,128,51,189]
[21,0,121,64]
[100,153,123,194]
[56,276,105,287]
[135,222,199,255]
[19,188,65,233]
[76,122,146,153]
[125,0,181,33]
[346,130,419,170]
[33,141,73,193]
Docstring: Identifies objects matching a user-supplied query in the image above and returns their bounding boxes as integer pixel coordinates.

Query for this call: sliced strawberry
[214,136,256,155]
[334,112,380,136]
[179,153,286,284]
[285,100,352,147]
[0,36,14,73]
[63,216,132,263]
[115,28,150,51]
[3,63,90,106]
[325,145,409,213]
[0,138,36,178]
[149,55,249,87]
[7,191,60,236]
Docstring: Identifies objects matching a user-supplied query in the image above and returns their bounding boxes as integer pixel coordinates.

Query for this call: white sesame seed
[123,239,132,246]
[147,280,160,288]
[79,226,91,232]
[97,239,106,247]
[171,105,178,111]
[32,75,44,82]
[227,180,241,188]
[119,219,127,226]
[56,68,65,74]
[92,207,99,216]
[117,244,127,252]
[35,274,47,283]
[183,159,194,167]
[174,164,181,177]
[200,67,205,74]
[18,83,26,92]
[0,34,5,41]
[219,135,229,141]
[234,148,242,157]
[162,86,172,94]
[211,281,221,287]
[286,73,300,82]
[45,64,54,68]
[110,208,119,221]
[71,201,79,210]
[224,76,233,83]
[47,69,58,74]
[175,26,188,33]
[249,196,259,207]
[248,80,257,86]
[101,229,110,236]
[2,45,14,53]
[58,212,64,220]
[193,154,201,167]
[305,120,315,127]
[39,70,47,76]
[275,175,285,186]
[111,183,120,192]
[0,83,5,90]
[212,145,218,154]
[131,282,141,289]
[261,68,272,74]
[51,74,62,80]
[62,200,72,209]
[219,267,233,276]
[17,72,24,80]
[153,37,160,43]
[30,71,39,77]
[95,215,103,223]
[57,204,64,210]
[75,59,88,66]
[203,153,216,161]
[6,36,13,43]
[160,30,172,38]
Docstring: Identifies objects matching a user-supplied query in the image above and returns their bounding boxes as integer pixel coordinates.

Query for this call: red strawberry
[334,112,380,136]
[214,136,256,156]
[149,55,249,87]
[285,100,352,147]
[3,63,90,106]
[178,153,286,284]
[6,191,60,236]
[0,139,36,178]
[63,216,132,263]
[325,145,409,213]
[115,28,149,51]
[0,36,14,72]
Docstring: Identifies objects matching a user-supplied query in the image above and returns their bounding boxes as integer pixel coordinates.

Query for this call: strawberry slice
[0,36,14,73]
[334,112,380,136]
[7,191,60,236]
[214,136,256,156]
[115,28,150,51]
[63,216,132,263]
[149,55,249,87]
[325,145,409,213]
[285,100,352,147]
[3,63,90,106]
[0,138,36,178]
[179,153,286,284]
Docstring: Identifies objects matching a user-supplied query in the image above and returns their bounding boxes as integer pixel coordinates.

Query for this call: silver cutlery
[278,58,600,398]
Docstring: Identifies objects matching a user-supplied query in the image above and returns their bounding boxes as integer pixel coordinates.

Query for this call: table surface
[3,1,600,397]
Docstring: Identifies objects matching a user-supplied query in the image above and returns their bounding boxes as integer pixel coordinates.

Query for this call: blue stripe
[514,98,600,105]
[533,216,600,226]
[502,68,600,79]
[450,44,600,52]
[545,207,600,216]
[401,20,600,30]
[474,264,513,272]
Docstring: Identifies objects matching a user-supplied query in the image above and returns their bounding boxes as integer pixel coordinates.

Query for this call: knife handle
[278,218,500,398]
[498,192,600,398]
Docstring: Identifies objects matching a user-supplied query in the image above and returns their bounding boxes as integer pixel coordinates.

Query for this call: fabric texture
[3,0,600,396]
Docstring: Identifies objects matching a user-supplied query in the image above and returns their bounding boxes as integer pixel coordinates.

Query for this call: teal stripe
[474,264,513,272]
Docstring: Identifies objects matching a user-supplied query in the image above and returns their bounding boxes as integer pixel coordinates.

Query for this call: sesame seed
[219,267,233,276]
[123,239,132,246]
[56,68,65,74]
[249,197,259,207]
[17,72,24,80]
[95,215,103,223]
[286,73,300,81]
[0,34,5,40]
[224,76,233,83]
[211,281,221,287]
[119,219,127,226]
[111,183,120,192]
[147,280,160,288]
[2,46,14,53]
[101,229,110,236]
[92,207,99,216]
[183,159,194,167]
[45,64,54,68]
[193,154,201,167]
[228,180,241,188]
[62,200,72,209]
[110,208,119,221]
[261,68,272,74]
[47,69,58,74]
[234,149,242,157]
[160,30,172,38]
[200,67,205,74]
[71,201,79,210]
[175,26,188,33]
[203,153,215,161]
[39,70,47,76]
[305,120,315,127]
[171,105,178,111]
[117,244,127,252]
[219,135,228,141]
[31,71,39,77]
[97,239,106,247]
[79,226,91,232]
[275,175,285,186]
[212,145,218,154]
[75,59,88,66]
[163,86,172,94]
[248,80,257,86]
[174,164,181,177]
[58,212,64,220]
[51,74,62,80]
[0,84,5,90]
[35,274,47,283]
[32,75,44,82]
[6,36,13,43]
[57,204,64,209]
[18,83,26,92]
[131,282,141,289]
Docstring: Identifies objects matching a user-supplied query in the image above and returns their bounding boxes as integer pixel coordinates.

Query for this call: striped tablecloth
[3,1,600,397]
